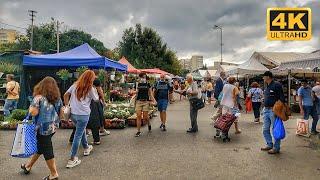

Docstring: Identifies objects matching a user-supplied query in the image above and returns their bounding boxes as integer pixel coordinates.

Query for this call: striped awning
[275,58,320,72]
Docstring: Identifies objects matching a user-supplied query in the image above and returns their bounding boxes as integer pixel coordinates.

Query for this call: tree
[2,20,108,54]
[104,48,121,60]
[118,24,182,74]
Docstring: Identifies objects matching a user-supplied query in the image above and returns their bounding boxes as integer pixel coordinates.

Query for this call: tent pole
[288,70,291,106]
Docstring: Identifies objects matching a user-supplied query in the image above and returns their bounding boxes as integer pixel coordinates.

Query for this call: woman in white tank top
[220,77,241,134]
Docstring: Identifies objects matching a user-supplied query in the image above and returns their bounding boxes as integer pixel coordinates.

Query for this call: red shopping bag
[245,97,252,113]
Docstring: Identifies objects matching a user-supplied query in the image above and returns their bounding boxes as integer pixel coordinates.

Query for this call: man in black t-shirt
[135,73,157,137]
[154,74,170,131]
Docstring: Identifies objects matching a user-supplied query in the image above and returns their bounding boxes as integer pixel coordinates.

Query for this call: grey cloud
[0,0,319,65]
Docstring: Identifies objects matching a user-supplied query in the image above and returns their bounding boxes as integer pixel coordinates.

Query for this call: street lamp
[213,25,223,65]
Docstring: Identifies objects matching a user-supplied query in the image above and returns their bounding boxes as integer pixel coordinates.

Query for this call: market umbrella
[141,68,172,76]
[118,56,140,74]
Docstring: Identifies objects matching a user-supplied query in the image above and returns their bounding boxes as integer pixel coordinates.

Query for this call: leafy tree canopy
[118,24,182,74]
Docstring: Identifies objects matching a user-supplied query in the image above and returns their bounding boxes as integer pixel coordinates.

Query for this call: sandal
[20,164,30,175]
[43,175,59,180]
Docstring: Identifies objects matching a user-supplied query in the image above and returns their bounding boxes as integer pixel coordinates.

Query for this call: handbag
[63,102,71,120]
[273,117,286,140]
[245,97,252,112]
[11,114,37,158]
[191,98,205,110]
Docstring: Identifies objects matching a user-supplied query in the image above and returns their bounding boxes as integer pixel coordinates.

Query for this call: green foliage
[0,62,21,74]
[179,69,190,77]
[104,48,121,60]
[10,109,28,121]
[4,20,108,54]
[118,24,182,75]
[97,69,106,83]
[56,69,70,81]
[76,66,88,76]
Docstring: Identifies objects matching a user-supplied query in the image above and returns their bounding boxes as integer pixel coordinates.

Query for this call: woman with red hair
[64,70,99,168]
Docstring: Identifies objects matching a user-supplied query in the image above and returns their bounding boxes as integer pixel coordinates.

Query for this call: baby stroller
[213,108,238,142]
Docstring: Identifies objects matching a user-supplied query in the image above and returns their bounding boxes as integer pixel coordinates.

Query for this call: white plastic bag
[11,124,25,156]
[63,105,71,120]
[296,119,310,137]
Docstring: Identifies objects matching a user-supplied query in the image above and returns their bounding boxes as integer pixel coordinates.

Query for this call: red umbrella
[118,56,141,74]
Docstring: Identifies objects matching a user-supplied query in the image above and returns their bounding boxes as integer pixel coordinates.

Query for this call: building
[0,28,17,44]
[179,58,191,70]
[190,55,203,71]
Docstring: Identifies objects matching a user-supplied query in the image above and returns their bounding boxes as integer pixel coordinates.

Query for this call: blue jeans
[263,108,281,151]
[70,114,90,158]
[4,99,18,116]
[303,105,319,132]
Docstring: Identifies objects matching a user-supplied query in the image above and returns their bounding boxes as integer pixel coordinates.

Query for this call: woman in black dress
[86,79,105,145]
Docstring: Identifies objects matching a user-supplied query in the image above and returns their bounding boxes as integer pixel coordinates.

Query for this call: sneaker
[99,129,111,136]
[135,131,141,137]
[162,125,167,131]
[310,130,319,135]
[160,124,164,129]
[148,124,152,131]
[66,157,81,168]
[254,120,260,124]
[83,145,93,156]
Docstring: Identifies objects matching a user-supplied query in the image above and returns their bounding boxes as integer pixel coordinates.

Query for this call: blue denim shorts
[157,99,168,112]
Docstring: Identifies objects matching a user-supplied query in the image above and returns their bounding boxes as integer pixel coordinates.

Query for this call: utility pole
[213,25,223,65]
[56,20,63,53]
[28,10,37,51]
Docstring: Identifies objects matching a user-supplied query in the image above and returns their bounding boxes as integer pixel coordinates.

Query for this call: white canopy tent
[227,56,269,76]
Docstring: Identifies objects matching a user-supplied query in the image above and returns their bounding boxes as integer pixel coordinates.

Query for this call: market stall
[22,43,127,102]
[272,51,320,109]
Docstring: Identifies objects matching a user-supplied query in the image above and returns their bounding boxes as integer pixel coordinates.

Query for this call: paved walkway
[0,100,320,180]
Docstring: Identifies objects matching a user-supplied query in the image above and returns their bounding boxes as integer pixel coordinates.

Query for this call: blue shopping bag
[11,114,37,158]
[273,117,286,140]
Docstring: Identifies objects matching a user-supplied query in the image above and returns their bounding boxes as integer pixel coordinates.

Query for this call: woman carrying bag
[20,77,63,180]
[64,70,99,168]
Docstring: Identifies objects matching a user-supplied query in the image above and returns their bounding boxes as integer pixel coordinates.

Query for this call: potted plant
[56,69,70,81]
[74,66,88,78]
[115,71,123,82]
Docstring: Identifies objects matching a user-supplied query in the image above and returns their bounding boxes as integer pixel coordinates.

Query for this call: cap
[263,71,273,78]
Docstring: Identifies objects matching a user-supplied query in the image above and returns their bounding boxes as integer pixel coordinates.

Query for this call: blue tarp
[23,43,127,71]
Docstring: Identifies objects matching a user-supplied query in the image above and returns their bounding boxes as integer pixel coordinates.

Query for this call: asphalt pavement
[0,99,320,180]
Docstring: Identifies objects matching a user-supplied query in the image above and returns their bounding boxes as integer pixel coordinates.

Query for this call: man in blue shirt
[298,79,319,135]
[261,71,285,154]
[154,74,170,131]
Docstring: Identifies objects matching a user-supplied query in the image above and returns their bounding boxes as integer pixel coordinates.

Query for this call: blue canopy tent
[20,43,127,108]
[23,43,127,71]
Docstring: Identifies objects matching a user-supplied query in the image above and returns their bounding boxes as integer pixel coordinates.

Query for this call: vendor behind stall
[4,74,20,116]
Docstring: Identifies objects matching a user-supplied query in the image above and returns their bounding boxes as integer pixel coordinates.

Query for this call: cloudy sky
[0,0,319,66]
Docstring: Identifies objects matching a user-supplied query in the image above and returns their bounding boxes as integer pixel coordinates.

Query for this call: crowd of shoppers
[15,69,320,179]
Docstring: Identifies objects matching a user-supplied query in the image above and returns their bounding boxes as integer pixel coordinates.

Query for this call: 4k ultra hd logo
[267,7,312,40]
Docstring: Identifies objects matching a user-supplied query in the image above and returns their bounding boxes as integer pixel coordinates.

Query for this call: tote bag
[11,114,37,158]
